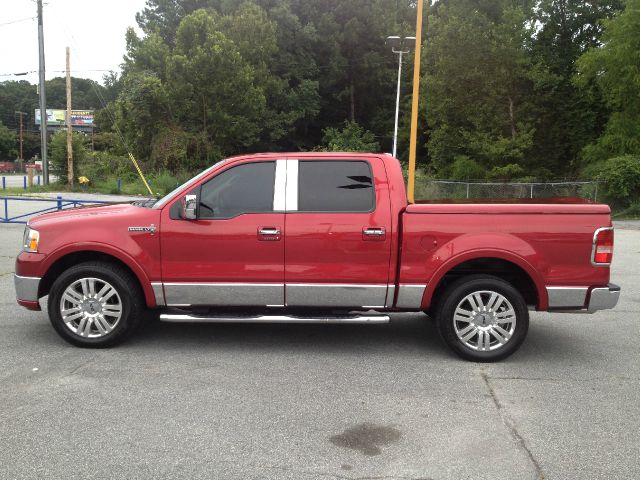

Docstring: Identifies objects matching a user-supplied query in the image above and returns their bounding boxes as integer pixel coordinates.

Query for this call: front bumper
[15,274,40,304]
[587,283,620,312]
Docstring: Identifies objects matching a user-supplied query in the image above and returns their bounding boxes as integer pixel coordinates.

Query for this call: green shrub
[488,163,525,180]
[451,155,486,180]
[584,155,640,207]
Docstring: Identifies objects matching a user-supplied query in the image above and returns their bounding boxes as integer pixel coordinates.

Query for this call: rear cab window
[297,160,375,212]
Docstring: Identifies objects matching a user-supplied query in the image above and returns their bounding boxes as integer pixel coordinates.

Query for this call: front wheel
[436,275,529,362]
[48,261,144,348]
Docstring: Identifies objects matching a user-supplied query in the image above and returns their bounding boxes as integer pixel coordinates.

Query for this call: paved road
[1,174,57,188]
[0,219,638,480]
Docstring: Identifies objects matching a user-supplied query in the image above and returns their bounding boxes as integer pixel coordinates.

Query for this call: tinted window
[198,162,275,219]
[298,161,375,212]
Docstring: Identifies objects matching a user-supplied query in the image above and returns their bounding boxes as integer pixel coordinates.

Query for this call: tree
[530,0,622,174]
[48,130,88,182]
[422,0,537,176]
[0,121,17,160]
[575,0,640,162]
[319,121,380,152]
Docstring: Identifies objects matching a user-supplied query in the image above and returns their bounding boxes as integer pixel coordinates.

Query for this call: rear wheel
[436,275,529,362]
[48,261,144,347]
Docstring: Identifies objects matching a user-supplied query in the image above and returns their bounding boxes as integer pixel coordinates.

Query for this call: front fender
[41,242,157,308]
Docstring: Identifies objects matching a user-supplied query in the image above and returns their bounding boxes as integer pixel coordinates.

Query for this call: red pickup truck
[15,153,620,361]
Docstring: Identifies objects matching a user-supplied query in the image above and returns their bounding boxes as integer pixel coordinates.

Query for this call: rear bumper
[546,283,620,313]
[587,283,620,312]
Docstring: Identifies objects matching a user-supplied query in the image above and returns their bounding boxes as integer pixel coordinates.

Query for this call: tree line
[0,0,638,206]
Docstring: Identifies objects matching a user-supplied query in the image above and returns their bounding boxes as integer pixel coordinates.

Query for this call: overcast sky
[0,0,147,86]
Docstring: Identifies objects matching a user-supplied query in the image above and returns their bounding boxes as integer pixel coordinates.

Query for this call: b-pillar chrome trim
[14,275,40,302]
[151,282,165,307]
[546,286,588,309]
[395,284,427,309]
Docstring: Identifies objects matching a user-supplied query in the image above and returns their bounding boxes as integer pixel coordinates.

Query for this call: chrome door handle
[362,227,386,241]
[259,228,281,235]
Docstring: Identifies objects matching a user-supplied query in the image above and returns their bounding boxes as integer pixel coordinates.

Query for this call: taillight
[592,227,614,266]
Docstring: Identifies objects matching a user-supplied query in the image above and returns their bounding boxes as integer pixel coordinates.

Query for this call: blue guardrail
[1,195,111,224]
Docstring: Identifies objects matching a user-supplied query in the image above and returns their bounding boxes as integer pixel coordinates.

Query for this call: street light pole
[387,36,415,159]
[37,0,49,184]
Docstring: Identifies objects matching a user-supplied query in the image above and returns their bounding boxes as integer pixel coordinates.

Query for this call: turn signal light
[592,227,613,265]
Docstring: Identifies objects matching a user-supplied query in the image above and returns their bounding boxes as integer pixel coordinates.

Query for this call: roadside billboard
[35,109,94,126]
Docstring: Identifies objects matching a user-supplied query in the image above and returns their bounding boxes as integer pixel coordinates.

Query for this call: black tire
[435,275,529,362]
[47,261,144,348]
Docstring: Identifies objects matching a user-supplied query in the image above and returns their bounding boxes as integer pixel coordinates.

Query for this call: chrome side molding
[395,284,427,309]
[159,312,390,324]
[546,286,588,309]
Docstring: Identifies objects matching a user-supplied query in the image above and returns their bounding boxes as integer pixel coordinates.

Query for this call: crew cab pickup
[15,153,620,361]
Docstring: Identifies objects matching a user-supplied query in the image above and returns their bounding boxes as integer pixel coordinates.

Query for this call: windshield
[152,160,227,208]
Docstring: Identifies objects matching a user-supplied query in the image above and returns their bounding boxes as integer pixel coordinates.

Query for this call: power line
[0,16,36,27]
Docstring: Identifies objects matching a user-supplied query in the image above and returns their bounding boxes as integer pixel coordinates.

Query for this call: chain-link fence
[415,179,600,201]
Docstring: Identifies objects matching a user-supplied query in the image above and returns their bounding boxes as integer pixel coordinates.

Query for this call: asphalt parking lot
[0,216,638,480]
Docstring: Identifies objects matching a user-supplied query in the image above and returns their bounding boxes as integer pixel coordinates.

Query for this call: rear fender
[420,233,548,310]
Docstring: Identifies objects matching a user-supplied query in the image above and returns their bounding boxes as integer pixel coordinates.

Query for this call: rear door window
[297,161,375,212]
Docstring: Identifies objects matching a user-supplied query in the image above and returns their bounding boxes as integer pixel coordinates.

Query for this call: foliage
[487,163,525,180]
[450,155,486,180]
[0,120,17,159]
[48,131,89,183]
[319,121,379,152]
[583,155,640,207]
[575,0,640,163]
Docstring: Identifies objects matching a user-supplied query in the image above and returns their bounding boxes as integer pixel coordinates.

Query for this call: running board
[159,313,390,324]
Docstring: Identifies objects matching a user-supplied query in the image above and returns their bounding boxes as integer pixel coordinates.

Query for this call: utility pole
[66,47,73,186]
[14,111,26,160]
[407,0,424,204]
[37,0,49,184]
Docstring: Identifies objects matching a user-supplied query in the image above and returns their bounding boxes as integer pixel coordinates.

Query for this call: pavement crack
[481,371,545,480]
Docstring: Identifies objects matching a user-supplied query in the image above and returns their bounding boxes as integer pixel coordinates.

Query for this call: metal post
[594,182,598,202]
[392,50,403,158]
[117,178,121,193]
[66,46,74,187]
[530,184,533,199]
[37,0,49,185]
[4,198,7,222]
[23,176,27,190]
[466,182,470,199]
[57,195,62,210]
[407,0,424,204]
[2,177,5,190]
[38,175,41,186]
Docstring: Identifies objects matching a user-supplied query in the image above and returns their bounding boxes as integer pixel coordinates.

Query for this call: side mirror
[181,194,197,220]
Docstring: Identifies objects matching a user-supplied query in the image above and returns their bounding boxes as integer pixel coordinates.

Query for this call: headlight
[23,227,40,253]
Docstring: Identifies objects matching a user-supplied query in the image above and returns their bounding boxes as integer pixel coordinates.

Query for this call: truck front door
[160,160,285,307]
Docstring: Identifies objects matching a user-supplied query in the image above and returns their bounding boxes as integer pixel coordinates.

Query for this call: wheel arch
[38,245,157,308]
[421,250,547,311]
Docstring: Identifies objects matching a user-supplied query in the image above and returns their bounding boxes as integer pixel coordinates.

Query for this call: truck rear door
[283,157,393,308]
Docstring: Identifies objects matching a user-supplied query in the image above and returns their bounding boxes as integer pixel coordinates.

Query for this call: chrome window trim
[273,159,287,211]
[546,286,588,309]
[285,159,298,212]
[14,275,40,302]
[151,282,165,307]
[591,226,614,267]
[395,284,427,309]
